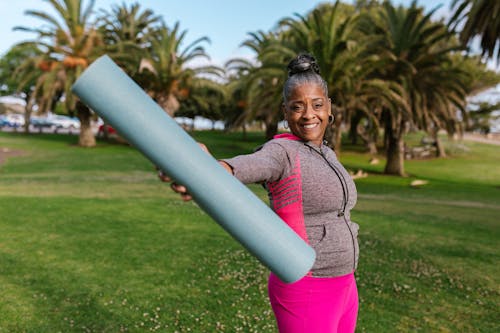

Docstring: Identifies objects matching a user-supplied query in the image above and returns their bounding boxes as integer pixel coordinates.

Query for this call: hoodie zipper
[305,143,357,270]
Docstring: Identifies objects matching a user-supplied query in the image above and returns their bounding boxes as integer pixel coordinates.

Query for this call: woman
[160,53,359,333]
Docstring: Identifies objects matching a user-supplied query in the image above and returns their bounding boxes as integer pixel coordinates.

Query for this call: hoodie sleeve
[222,141,289,184]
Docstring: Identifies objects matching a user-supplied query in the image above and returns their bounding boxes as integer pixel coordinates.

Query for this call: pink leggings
[268,272,358,333]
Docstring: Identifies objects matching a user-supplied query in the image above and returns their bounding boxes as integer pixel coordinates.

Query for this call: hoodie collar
[274,133,325,149]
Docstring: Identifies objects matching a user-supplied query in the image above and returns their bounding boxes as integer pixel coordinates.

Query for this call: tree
[176,82,227,131]
[230,31,290,140]
[230,3,366,142]
[370,1,464,174]
[278,1,409,156]
[465,101,500,134]
[453,54,500,136]
[135,23,221,117]
[98,2,162,75]
[14,0,103,147]
[449,0,500,63]
[221,70,251,136]
[278,2,359,151]
[0,44,44,133]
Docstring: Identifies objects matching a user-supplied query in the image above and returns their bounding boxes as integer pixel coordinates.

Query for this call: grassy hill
[0,131,498,332]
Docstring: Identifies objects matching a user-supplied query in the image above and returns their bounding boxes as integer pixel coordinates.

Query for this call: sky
[0,0,454,66]
[3,1,498,129]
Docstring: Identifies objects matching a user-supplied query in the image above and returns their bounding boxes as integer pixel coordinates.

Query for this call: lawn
[0,131,498,332]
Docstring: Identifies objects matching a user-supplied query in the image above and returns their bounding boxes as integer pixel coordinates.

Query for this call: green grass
[0,131,499,332]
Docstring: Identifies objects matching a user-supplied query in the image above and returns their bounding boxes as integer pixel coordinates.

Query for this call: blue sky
[0,0,453,65]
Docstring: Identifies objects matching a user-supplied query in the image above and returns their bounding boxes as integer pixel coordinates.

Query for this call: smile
[302,123,319,129]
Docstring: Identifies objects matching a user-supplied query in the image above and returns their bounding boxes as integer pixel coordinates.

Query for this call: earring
[283,120,289,129]
[328,115,334,124]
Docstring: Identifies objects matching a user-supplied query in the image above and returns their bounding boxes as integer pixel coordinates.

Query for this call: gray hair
[283,53,329,102]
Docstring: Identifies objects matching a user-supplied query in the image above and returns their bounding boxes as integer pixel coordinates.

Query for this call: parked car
[97,124,120,139]
[97,124,128,143]
[1,114,25,128]
[97,124,117,136]
[30,116,54,131]
[0,115,7,127]
[47,115,80,130]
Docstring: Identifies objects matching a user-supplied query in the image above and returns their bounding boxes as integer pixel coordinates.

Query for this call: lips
[302,123,319,129]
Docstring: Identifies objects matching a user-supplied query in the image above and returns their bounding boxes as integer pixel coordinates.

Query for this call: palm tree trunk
[369,127,379,155]
[264,112,279,140]
[358,132,378,155]
[367,141,378,155]
[384,115,406,176]
[349,111,362,145]
[265,121,278,140]
[190,117,195,131]
[446,122,458,141]
[157,93,179,117]
[23,94,35,134]
[76,101,96,147]
[242,123,247,140]
[435,137,446,157]
[432,128,446,158]
[357,124,378,155]
[333,112,343,154]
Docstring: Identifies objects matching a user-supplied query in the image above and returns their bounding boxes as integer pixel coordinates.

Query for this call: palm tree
[222,66,253,136]
[449,0,500,63]
[277,2,357,150]
[14,0,103,147]
[278,1,408,154]
[0,44,44,133]
[451,53,500,137]
[228,30,290,140]
[465,101,500,134]
[98,2,161,75]
[370,1,464,175]
[175,66,228,131]
[418,61,469,157]
[135,23,222,117]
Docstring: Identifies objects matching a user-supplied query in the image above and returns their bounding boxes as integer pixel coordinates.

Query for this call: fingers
[157,170,171,182]
[219,160,234,174]
[171,182,187,194]
[198,142,210,154]
[156,167,192,201]
[171,182,192,201]
[180,193,193,201]
[156,167,171,182]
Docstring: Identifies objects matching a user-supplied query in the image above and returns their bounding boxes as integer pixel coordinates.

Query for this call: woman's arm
[158,143,233,201]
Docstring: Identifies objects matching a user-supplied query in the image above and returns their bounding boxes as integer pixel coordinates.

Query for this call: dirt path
[0,147,24,166]
[359,193,500,210]
[462,133,500,146]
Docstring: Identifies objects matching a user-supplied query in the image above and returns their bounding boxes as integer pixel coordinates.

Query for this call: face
[284,83,331,146]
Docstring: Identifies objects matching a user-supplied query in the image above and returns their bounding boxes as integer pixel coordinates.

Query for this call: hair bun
[287,53,320,77]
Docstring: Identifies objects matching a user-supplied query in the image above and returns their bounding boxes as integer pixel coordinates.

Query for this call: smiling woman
[164,52,360,333]
[282,54,334,146]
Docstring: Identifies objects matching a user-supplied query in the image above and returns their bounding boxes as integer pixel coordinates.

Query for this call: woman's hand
[157,169,193,201]
[157,142,233,202]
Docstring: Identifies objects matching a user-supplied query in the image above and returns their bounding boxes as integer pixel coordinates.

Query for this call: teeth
[303,123,318,129]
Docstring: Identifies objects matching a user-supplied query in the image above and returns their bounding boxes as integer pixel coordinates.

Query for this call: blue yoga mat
[71,55,316,283]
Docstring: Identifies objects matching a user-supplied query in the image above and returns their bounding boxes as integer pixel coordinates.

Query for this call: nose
[301,103,316,119]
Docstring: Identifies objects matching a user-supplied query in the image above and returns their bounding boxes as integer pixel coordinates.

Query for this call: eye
[313,103,324,109]
[291,104,304,113]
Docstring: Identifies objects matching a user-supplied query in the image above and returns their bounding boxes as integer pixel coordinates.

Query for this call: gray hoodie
[223,133,359,277]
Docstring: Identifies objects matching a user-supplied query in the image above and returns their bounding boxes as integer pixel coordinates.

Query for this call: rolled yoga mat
[71,55,316,283]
